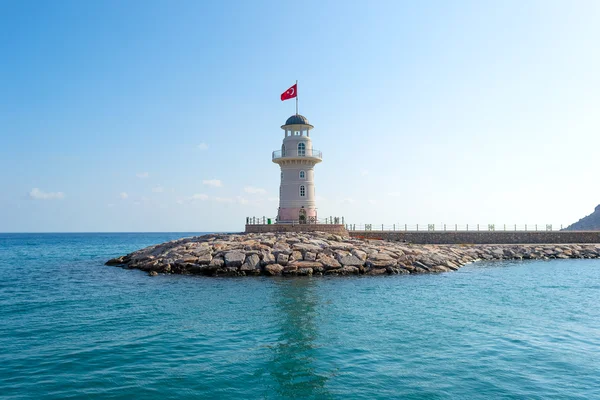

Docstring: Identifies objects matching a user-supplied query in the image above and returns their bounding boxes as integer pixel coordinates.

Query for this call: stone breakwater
[105,232,600,277]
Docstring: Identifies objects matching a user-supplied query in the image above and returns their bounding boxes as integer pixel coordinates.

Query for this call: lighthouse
[273,114,322,223]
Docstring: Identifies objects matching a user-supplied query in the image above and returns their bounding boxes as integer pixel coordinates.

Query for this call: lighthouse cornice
[281,123,314,130]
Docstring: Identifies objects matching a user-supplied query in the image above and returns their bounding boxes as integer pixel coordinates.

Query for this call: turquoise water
[1,233,600,399]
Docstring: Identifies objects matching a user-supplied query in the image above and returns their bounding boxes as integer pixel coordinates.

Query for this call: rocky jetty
[564,204,600,231]
[105,232,600,277]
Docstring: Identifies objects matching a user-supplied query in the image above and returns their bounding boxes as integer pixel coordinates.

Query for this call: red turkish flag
[281,84,297,101]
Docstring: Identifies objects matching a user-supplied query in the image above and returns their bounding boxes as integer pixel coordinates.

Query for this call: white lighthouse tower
[273,114,322,223]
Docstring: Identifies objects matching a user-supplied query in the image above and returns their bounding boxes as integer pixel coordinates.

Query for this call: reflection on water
[267,278,334,399]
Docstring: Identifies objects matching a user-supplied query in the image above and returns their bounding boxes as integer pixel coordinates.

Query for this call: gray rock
[351,249,367,261]
[292,243,321,254]
[224,251,246,268]
[297,268,313,276]
[291,250,303,261]
[413,261,431,272]
[197,252,213,265]
[365,252,397,267]
[277,253,289,266]
[339,255,364,267]
[318,255,342,270]
[209,256,225,269]
[334,250,350,261]
[283,264,298,274]
[261,251,276,265]
[264,264,284,275]
[491,249,505,258]
[180,255,196,263]
[240,254,261,271]
[273,242,292,255]
[340,266,359,275]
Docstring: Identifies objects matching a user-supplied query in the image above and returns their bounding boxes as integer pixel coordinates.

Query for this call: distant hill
[563,205,600,231]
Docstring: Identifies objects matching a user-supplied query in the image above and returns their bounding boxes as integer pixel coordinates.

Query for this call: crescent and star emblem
[289,88,295,96]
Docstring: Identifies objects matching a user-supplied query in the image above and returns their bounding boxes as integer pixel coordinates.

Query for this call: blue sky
[1,0,599,232]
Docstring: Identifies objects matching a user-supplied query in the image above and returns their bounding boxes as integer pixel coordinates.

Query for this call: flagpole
[295,80,298,115]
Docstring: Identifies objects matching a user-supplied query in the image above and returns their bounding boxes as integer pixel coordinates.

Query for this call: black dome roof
[285,114,310,125]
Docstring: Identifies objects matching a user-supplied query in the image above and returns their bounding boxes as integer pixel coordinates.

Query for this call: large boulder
[365,253,396,268]
[290,250,303,262]
[209,256,225,269]
[351,249,367,261]
[292,243,322,254]
[196,251,213,265]
[264,264,284,276]
[276,253,289,266]
[318,255,342,270]
[339,255,364,267]
[224,251,246,268]
[260,251,276,265]
[240,254,260,271]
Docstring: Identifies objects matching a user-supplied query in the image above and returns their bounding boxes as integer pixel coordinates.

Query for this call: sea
[1,233,599,399]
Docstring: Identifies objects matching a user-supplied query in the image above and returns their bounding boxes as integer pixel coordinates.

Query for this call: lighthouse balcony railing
[272,149,322,161]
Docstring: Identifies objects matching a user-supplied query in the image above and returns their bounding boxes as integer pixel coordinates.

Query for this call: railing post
[393,224,395,231]
[417,224,419,231]
[382,224,384,231]
[444,224,446,231]
[455,224,457,231]
[405,224,407,231]
[467,224,469,231]
[535,224,537,231]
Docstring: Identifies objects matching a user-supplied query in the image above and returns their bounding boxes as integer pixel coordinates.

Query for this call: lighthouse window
[299,170,305,179]
[281,144,286,156]
[300,185,306,197]
[298,142,306,156]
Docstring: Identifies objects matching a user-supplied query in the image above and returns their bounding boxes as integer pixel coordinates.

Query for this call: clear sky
[1,0,599,232]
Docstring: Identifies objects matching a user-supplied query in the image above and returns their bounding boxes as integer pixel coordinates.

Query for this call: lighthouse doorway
[299,208,307,224]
